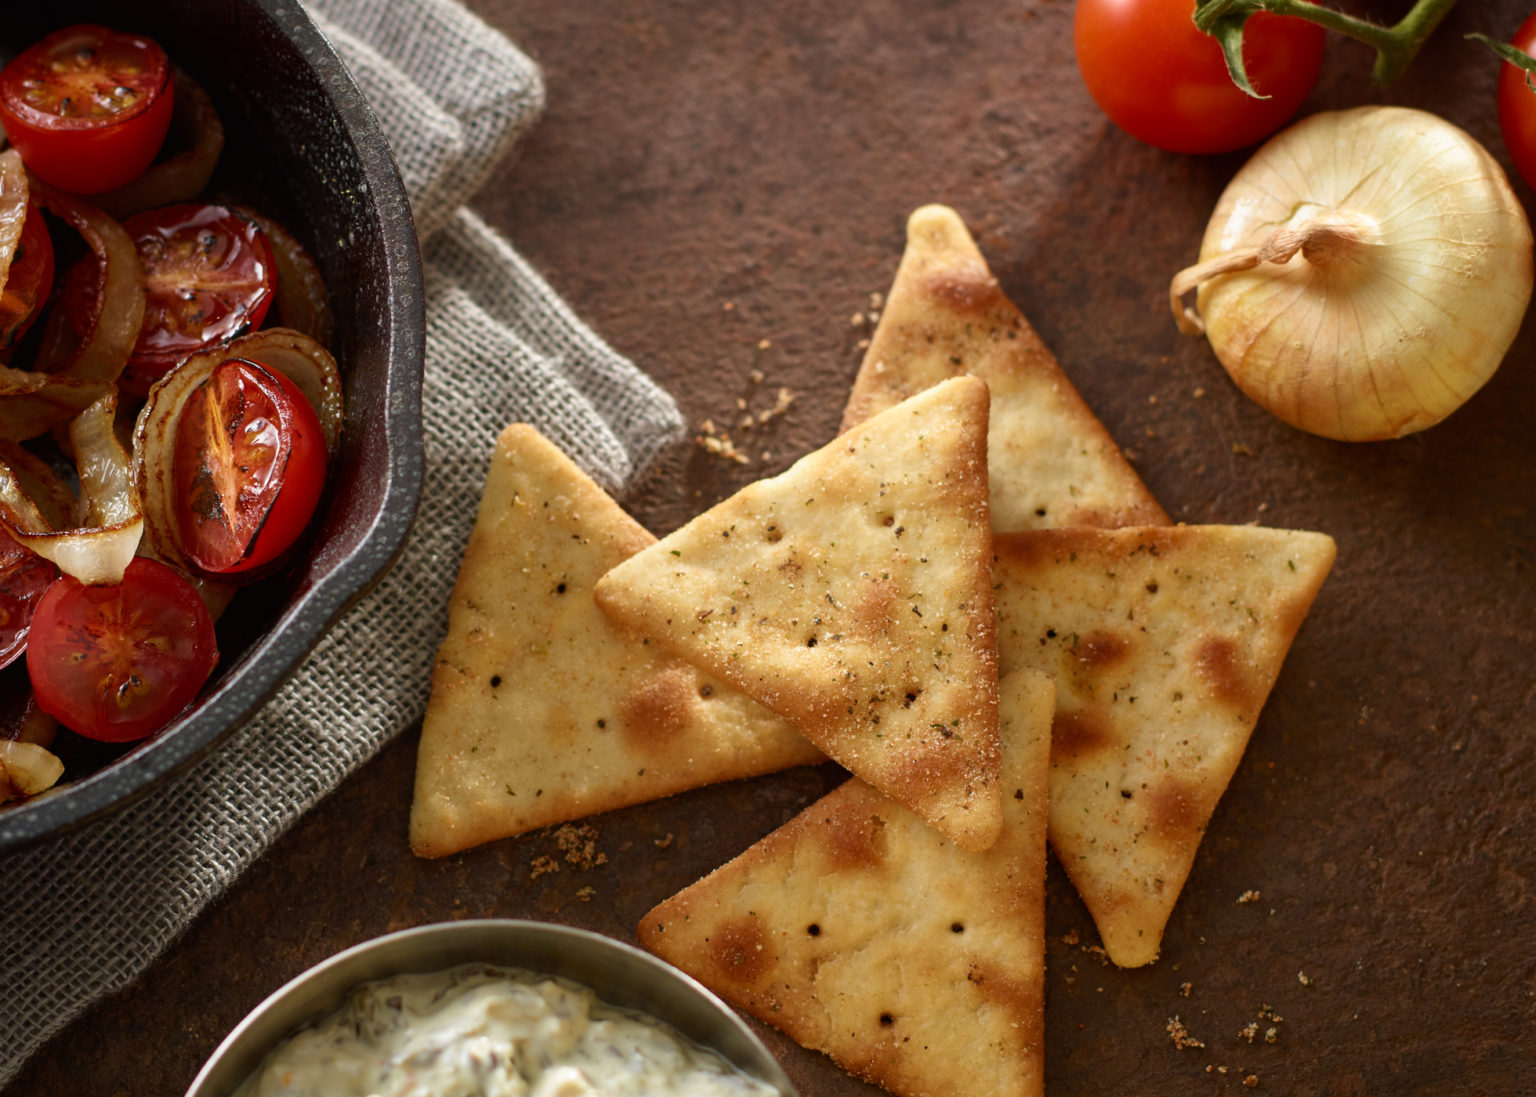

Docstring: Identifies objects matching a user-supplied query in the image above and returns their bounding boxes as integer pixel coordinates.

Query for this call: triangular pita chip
[639,668,1055,1097]
[992,524,1335,965]
[596,375,1002,852]
[409,424,824,858]
[842,204,1168,532]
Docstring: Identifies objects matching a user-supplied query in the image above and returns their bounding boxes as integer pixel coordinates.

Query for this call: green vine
[1194,0,1462,92]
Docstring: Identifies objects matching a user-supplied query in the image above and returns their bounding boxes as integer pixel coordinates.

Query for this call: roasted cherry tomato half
[1074,0,1325,155]
[1497,13,1536,192]
[26,557,217,742]
[0,24,174,194]
[63,203,276,395]
[0,531,57,670]
[0,203,55,354]
[173,357,327,575]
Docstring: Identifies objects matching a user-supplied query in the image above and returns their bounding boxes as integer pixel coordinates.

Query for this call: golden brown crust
[639,669,1055,1097]
[992,523,1336,965]
[408,424,823,858]
[842,204,1168,533]
[596,376,1003,852]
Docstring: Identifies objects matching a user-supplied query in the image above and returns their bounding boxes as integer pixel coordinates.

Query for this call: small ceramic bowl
[185,920,799,1097]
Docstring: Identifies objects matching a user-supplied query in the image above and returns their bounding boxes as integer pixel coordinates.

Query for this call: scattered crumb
[856,337,871,350]
[1206,1065,1229,1075]
[760,450,772,463]
[1193,386,1206,398]
[1144,427,1157,439]
[575,886,596,902]
[1232,442,1254,456]
[1256,501,1268,513]
[1258,1004,1283,1023]
[1236,889,1261,904]
[1084,944,1111,966]
[529,855,559,880]
[654,832,675,849]
[1063,929,1080,946]
[735,397,747,411]
[1239,1022,1259,1043]
[1148,394,1158,405]
[757,386,796,425]
[850,312,865,327]
[1298,971,1314,987]
[1166,1016,1205,1050]
[749,369,764,384]
[1244,1075,1260,1088]
[1265,1026,1278,1044]
[869,291,884,309]
[696,428,750,465]
[868,310,881,325]
[757,338,772,350]
[554,823,608,869]
[1180,982,1193,998]
[723,301,735,311]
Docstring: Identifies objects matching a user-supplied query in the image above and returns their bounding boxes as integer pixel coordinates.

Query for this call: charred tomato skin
[26,557,218,743]
[0,203,55,353]
[174,357,327,575]
[0,24,175,194]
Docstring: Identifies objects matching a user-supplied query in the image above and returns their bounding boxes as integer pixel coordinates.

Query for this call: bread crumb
[756,387,796,425]
[723,301,735,311]
[869,291,884,309]
[554,823,607,869]
[850,312,865,327]
[1232,442,1254,456]
[1063,929,1080,946]
[1239,1022,1258,1043]
[868,310,881,325]
[1244,1075,1260,1088]
[1193,386,1206,398]
[749,369,764,384]
[1148,394,1158,405]
[1298,971,1314,986]
[1265,1026,1278,1044]
[757,338,772,350]
[856,337,870,350]
[576,886,595,902]
[1180,982,1193,998]
[529,855,559,880]
[654,832,675,849]
[1166,1016,1205,1050]
[1206,1065,1229,1075]
[1258,1004,1283,1023]
[1236,889,1261,904]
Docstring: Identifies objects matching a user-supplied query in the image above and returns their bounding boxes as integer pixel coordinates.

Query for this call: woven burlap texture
[0,0,684,1085]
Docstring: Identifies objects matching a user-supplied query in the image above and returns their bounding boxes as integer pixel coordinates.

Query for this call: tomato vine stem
[1195,0,1461,88]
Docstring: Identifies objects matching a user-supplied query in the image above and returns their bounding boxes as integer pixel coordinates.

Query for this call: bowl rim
[0,0,426,854]
[185,919,799,1097]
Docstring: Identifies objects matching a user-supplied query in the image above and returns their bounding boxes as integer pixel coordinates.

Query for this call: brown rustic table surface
[12,1,1536,1094]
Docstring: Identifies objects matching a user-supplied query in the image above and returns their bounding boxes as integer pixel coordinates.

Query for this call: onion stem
[1195,0,1462,86]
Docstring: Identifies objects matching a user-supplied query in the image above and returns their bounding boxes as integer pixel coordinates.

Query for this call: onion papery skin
[1194,107,1534,442]
[133,327,342,572]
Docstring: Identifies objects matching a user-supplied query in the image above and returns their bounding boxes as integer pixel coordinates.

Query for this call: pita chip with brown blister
[992,523,1335,966]
[596,375,1003,853]
[408,424,824,859]
[639,667,1055,1097]
[842,204,1168,533]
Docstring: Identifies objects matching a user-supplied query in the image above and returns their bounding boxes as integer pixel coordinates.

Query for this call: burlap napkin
[0,0,684,1085]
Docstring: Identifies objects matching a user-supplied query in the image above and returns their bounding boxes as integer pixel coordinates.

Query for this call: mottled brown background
[13,0,1536,1094]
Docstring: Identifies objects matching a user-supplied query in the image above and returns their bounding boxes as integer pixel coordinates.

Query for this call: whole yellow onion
[1171,106,1533,442]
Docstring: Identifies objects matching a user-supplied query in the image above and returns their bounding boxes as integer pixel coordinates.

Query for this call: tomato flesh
[0,203,55,355]
[0,24,174,194]
[26,557,217,742]
[1074,0,1325,155]
[174,358,327,575]
[0,532,57,670]
[63,203,276,396]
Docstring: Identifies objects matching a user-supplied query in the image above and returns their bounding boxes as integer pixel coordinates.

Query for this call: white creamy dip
[233,964,780,1097]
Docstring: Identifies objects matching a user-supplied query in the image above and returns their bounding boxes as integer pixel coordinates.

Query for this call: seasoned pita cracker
[993,524,1335,966]
[639,668,1055,1097]
[596,376,1002,852]
[409,425,823,859]
[843,204,1168,532]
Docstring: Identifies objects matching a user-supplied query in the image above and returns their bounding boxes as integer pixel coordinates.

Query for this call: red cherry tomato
[1497,13,1536,191]
[173,357,327,575]
[0,532,57,670]
[63,203,276,396]
[1074,0,1325,155]
[26,557,217,742]
[0,203,55,354]
[0,24,174,194]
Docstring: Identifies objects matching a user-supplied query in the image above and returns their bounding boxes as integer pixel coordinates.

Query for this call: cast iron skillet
[0,0,425,852]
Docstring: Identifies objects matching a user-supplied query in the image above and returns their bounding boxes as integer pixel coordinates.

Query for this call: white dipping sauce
[233,964,780,1097]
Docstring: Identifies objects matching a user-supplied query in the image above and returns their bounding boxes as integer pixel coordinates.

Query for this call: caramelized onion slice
[0,441,74,528]
[0,150,26,295]
[30,181,144,388]
[0,740,64,803]
[240,208,333,346]
[0,394,143,585]
[134,327,343,568]
[0,362,112,443]
[92,68,225,220]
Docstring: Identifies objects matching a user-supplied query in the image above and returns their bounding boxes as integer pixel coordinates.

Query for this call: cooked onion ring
[134,327,342,569]
[0,151,27,296]
[92,68,225,221]
[0,394,143,584]
[0,740,64,803]
[241,208,333,345]
[30,182,145,389]
[0,362,113,442]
